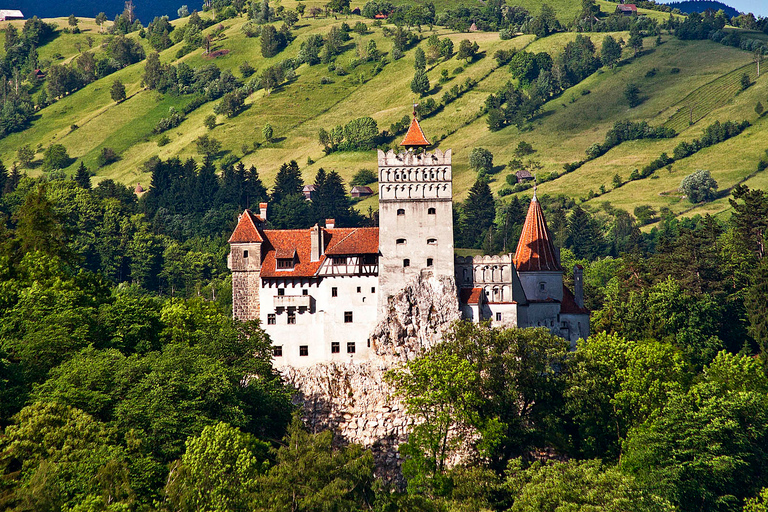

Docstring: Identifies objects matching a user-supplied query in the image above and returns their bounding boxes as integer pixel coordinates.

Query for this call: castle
[228,114,589,366]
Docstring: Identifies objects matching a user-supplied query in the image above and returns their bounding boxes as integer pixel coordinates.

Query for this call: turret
[228,209,266,321]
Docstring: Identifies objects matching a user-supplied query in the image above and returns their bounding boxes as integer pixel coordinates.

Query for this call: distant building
[516,170,534,183]
[469,22,478,32]
[351,185,374,198]
[33,69,46,80]
[302,184,318,200]
[135,183,144,194]
[0,9,23,21]
[616,4,638,15]
[228,112,589,367]
[351,7,361,15]
[374,13,388,19]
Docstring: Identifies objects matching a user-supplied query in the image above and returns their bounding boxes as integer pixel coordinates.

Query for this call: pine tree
[0,160,7,196]
[271,160,303,203]
[243,165,268,209]
[414,47,426,71]
[565,205,605,260]
[4,164,21,195]
[74,161,91,189]
[745,258,768,358]
[410,69,430,97]
[460,177,496,249]
[313,169,354,226]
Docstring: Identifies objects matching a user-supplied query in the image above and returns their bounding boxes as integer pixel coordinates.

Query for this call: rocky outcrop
[280,274,460,480]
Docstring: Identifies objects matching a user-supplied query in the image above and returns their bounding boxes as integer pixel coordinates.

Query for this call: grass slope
[1,8,765,228]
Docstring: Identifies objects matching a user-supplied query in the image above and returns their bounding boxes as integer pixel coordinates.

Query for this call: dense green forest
[2,0,768,510]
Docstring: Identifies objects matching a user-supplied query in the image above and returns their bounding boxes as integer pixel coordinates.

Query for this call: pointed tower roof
[513,193,562,272]
[228,209,264,243]
[400,106,430,147]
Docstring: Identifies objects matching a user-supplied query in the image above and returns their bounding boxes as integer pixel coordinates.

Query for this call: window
[302,289,308,295]
[427,258,433,267]
[427,238,437,245]
[287,311,296,324]
[496,312,502,321]
[243,250,249,258]
[357,286,361,293]
[344,311,353,323]
[331,341,340,353]
[267,314,276,325]
[539,282,546,292]
[428,207,436,215]
[397,208,405,216]
[403,259,410,267]
[396,238,406,245]
[277,288,285,296]
[299,345,308,356]
[272,345,282,357]
[347,342,356,354]
[362,254,377,265]
[332,256,346,265]
[332,287,338,297]
[277,258,294,269]
[371,287,376,293]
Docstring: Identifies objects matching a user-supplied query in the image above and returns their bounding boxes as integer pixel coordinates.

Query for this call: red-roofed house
[616,4,637,15]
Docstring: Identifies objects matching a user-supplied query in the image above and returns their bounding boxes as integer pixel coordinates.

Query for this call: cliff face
[280,274,461,480]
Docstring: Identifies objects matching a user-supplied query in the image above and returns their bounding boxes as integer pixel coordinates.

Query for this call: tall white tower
[377,112,454,312]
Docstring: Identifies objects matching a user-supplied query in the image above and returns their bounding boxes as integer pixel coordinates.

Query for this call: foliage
[319,117,379,153]
[680,169,718,203]
[42,144,71,172]
[110,79,126,103]
[410,69,430,96]
[469,147,494,173]
[351,169,377,186]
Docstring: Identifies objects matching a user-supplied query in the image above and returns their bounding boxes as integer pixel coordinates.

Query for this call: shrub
[680,169,718,203]
[351,168,378,186]
[96,147,119,167]
[42,144,71,171]
[157,134,170,146]
[469,147,494,173]
[239,61,255,78]
[204,114,216,130]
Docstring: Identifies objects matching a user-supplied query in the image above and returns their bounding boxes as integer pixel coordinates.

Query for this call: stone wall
[280,274,461,480]
[232,271,260,321]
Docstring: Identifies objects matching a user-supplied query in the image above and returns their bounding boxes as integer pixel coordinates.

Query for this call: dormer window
[277,258,294,269]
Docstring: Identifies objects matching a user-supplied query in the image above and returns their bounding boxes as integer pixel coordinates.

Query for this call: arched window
[396,238,406,245]
[428,207,436,215]
[427,238,437,245]
[397,208,405,216]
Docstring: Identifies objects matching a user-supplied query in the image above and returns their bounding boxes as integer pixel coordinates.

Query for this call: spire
[513,196,562,272]
[400,105,431,148]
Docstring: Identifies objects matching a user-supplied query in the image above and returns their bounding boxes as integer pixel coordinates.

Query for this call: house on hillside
[374,13,388,19]
[302,184,318,200]
[516,170,534,184]
[33,69,46,80]
[0,9,23,21]
[469,22,478,32]
[616,4,638,15]
[351,185,373,198]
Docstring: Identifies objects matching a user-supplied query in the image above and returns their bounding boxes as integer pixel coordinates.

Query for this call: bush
[680,169,718,203]
[96,147,119,167]
[469,147,494,173]
[157,134,170,146]
[239,61,255,78]
[204,114,216,130]
[42,144,71,171]
[624,83,641,107]
[351,168,378,186]
[515,141,535,156]
[740,73,751,90]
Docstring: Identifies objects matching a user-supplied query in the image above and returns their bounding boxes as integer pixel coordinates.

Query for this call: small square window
[347,342,356,354]
[331,341,340,353]
[539,282,546,292]
[344,311,353,323]
[277,288,285,296]
[243,250,249,258]
[357,286,361,293]
[371,287,375,293]
[299,345,308,356]
[287,312,296,324]
[427,258,433,267]
[428,207,436,215]
[496,312,502,321]
[397,208,405,216]
[403,259,410,267]
[272,345,282,357]
[332,287,338,297]
[396,238,406,245]
[302,289,308,295]
[267,314,276,325]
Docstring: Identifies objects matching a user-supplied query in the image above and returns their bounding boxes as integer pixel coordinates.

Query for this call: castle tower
[227,204,268,321]
[513,190,564,302]
[377,111,454,311]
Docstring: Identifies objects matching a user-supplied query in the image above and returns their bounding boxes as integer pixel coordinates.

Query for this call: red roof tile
[459,288,483,305]
[259,227,379,278]
[561,285,589,315]
[400,116,430,147]
[513,196,563,272]
[228,210,265,243]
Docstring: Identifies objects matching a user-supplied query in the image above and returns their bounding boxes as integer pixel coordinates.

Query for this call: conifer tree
[459,177,496,248]
[271,160,303,203]
[565,205,605,260]
[74,161,91,189]
[0,160,7,196]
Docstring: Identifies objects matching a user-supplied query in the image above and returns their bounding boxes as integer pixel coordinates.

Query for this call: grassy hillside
[1,5,766,228]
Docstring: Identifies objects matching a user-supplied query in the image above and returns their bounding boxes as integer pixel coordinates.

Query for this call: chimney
[573,264,584,308]
[259,202,268,221]
[325,218,335,229]
[311,224,324,262]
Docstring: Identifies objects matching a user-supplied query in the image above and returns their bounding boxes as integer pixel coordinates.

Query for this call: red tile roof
[513,196,563,272]
[561,285,589,315]
[228,210,265,243]
[459,288,483,305]
[259,227,379,278]
[617,4,637,11]
[400,116,431,147]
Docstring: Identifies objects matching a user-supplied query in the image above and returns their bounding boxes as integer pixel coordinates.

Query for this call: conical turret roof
[400,112,430,147]
[513,193,562,272]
